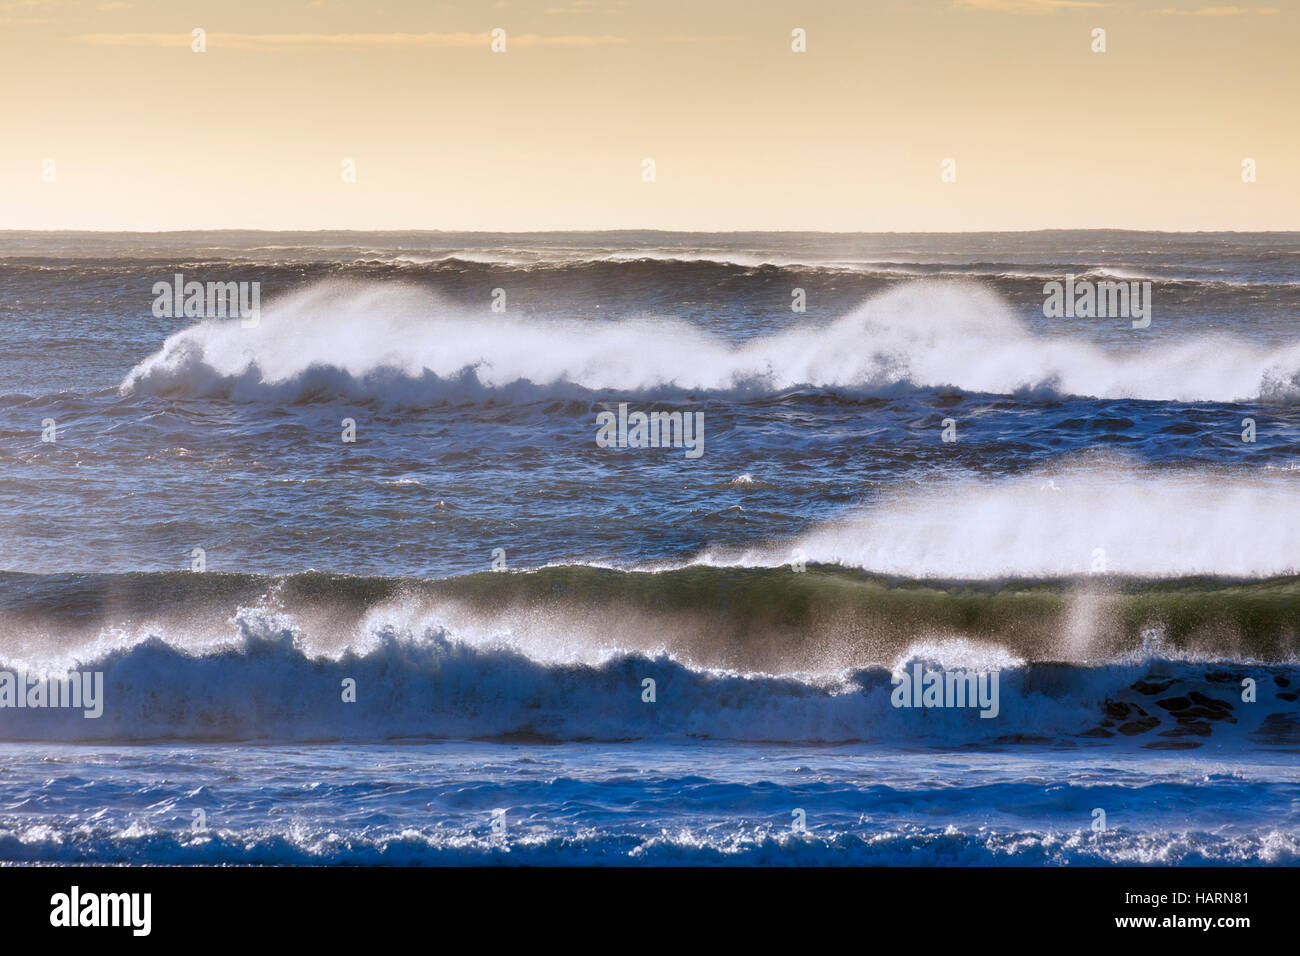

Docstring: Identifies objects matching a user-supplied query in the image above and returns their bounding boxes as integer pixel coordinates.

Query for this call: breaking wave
[120,279,1300,405]
[708,460,1300,580]
[0,604,1296,747]
[0,567,1297,745]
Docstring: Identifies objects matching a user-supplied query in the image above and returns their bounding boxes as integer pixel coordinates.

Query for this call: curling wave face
[0,568,1297,746]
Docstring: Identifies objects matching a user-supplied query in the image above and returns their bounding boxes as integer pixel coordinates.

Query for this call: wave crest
[120,279,1300,405]
[0,606,1295,747]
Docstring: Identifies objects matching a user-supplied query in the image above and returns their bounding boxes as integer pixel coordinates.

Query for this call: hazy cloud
[1154,6,1279,14]
[954,0,1108,11]
[68,30,627,49]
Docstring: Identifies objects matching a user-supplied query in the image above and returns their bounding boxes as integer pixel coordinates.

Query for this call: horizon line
[4,227,1299,236]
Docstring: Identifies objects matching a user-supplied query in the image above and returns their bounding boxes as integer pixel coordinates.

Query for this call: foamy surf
[2,741,1295,865]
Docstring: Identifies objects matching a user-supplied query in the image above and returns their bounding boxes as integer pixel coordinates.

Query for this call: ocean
[1,229,1298,865]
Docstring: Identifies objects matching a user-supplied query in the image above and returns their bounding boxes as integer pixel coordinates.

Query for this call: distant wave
[703,460,1300,580]
[11,249,1299,288]
[120,279,1300,405]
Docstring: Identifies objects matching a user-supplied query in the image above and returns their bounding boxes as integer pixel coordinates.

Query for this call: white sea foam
[121,279,1300,404]
[707,460,1300,578]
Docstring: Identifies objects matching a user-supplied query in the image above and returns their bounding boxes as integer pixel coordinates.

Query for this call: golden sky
[2,0,1296,230]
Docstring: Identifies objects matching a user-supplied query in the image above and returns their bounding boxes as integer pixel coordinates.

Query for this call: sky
[1,0,1296,231]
